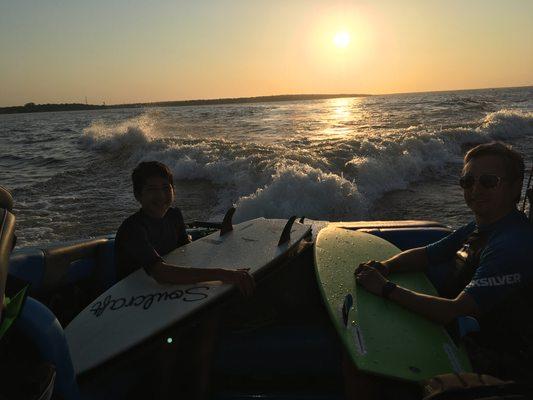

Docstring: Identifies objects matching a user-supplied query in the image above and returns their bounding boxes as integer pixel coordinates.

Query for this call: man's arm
[381,247,429,273]
[357,247,429,276]
[367,223,476,276]
[388,286,479,324]
[150,260,255,296]
[355,266,479,324]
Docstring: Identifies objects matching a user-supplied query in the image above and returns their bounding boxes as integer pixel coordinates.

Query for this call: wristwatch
[381,281,397,299]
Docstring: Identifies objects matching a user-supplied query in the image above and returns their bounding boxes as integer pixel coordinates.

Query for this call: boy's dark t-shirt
[115,207,189,279]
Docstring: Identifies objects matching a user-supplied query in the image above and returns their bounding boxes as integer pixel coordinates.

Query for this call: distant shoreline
[0,94,370,115]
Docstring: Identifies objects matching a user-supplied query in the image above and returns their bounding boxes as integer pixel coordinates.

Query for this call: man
[355,142,533,379]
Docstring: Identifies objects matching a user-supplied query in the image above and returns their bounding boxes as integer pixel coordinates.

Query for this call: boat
[2,184,530,400]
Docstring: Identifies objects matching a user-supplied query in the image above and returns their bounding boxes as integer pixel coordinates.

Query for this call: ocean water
[1,87,533,247]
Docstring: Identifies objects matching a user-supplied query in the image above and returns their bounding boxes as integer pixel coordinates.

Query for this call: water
[1,87,532,246]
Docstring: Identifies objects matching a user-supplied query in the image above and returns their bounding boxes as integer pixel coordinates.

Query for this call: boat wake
[79,108,533,223]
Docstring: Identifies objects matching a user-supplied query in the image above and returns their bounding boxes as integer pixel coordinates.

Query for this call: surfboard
[66,217,310,375]
[314,227,471,382]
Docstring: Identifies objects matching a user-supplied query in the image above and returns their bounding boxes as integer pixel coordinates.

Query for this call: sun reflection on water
[316,97,365,140]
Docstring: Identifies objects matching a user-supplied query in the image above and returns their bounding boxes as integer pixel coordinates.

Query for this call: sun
[333,31,350,48]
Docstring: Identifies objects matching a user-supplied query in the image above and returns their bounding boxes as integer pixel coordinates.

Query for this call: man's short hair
[132,161,174,195]
[464,142,525,203]
[464,142,525,183]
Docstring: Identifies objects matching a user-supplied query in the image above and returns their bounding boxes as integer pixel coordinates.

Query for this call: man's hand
[220,268,255,297]
[354,260,389,277]
[355,264,388,296]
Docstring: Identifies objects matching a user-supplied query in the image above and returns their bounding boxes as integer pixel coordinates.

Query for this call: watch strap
[382,281,397,299]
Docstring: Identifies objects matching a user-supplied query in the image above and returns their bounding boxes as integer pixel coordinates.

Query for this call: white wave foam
[234,163,363,222]
[80,111,166,153]
[478,109,533,139]
[78,108,533,222]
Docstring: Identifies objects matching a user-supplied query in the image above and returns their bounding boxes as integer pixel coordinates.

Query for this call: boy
[115,161,255,295]
[115,161,255,399]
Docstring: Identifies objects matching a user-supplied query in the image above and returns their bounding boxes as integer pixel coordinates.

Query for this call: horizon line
[1,84,532,111]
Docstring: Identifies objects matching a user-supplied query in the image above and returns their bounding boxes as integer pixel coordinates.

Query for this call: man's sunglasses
[459,174,503,189]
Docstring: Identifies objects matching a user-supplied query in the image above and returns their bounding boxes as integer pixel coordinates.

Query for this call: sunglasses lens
[460,174,500,189]
[459,175,475,189]
[479,174,499,188]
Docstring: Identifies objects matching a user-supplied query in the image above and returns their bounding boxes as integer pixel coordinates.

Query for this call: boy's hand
[221,268,255,297]
[354,260,389,277]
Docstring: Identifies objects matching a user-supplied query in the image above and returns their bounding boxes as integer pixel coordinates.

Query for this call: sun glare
[333,31,350,48]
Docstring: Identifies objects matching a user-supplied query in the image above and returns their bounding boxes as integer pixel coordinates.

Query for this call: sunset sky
[1,0,532,107]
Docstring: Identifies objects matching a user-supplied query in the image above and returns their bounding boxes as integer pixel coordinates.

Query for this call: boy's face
[135,176,175,218]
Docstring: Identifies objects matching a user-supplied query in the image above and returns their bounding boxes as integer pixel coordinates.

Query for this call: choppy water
[1,87,533,246]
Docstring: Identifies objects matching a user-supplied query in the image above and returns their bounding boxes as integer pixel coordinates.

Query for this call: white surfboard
[65,217,310,375]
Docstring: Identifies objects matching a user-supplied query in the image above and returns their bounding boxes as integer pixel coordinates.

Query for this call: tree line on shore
[0,94,370,115]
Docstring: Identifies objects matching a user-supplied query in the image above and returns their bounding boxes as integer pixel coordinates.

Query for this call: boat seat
[0,186,16,310]
[9,238,117,325]
[15,297,80,400]
[0,208,16,320]
[360,227,452,251]
[331,220,446,230]
[42,238,109,289]
[0,185,14,211]
[9,240,104,292]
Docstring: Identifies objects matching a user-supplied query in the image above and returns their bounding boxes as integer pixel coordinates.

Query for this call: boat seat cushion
[8,237,117,325]
[0,186,13,211]
[42,239,108,289]
[360,227,452,251]
[8,248,46,288]
[331,220,446,230]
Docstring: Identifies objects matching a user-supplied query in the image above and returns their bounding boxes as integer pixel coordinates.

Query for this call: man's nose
[470,180,486,193]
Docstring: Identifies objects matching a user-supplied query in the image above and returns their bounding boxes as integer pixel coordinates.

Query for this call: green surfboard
[314,226,471,382]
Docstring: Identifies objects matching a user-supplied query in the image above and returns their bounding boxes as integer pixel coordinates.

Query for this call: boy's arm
[150,260,255,296]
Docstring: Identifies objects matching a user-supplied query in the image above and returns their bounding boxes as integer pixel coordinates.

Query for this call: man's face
[462,155,518,222]
[135,176,174,218]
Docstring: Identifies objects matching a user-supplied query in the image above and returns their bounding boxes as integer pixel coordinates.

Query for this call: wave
[79,108,533,222]
[478,109,533,139]
[1,154,65,167]
[79,112,162,153]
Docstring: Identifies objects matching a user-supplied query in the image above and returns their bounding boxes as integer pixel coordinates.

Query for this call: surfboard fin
[220,207,235,236]
[278,216,296,246]
[342,294,353,327]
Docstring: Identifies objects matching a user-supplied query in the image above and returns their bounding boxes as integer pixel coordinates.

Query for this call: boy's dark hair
[464,142,525,203]
[132,161,174,196]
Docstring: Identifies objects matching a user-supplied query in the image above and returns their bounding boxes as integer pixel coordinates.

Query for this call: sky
[0,0,532,107]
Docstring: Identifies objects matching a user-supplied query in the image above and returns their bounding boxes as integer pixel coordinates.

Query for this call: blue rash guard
[425,209,533,315]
